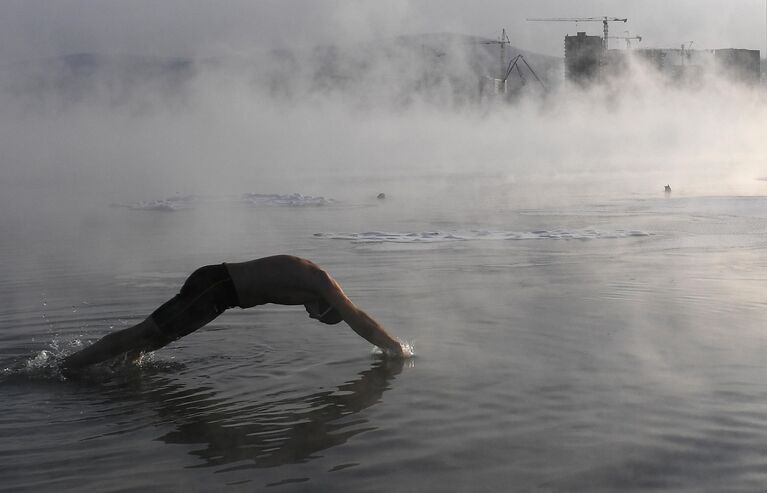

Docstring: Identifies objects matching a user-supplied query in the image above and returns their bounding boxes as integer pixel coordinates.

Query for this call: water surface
[2,184,767,492]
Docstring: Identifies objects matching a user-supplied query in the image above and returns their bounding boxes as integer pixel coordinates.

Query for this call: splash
[25,349,58,371]
[3,344,74,381]
[0,337,171,383]
[371,340,415,359]
[399,341,415,359]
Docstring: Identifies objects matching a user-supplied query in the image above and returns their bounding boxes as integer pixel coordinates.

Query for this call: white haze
[0,44,765,222]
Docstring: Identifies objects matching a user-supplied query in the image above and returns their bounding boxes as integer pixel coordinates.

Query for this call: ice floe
[314,229,651,243]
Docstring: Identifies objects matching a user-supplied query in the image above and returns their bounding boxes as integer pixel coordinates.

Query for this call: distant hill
[0,53,196,107]
[0,33,563,107]
[247,32,562,105]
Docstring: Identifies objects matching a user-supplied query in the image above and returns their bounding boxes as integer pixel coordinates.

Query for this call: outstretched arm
[313,269,404,357]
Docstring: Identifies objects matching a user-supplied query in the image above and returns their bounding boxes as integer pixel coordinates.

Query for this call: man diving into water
[61,255,405,374]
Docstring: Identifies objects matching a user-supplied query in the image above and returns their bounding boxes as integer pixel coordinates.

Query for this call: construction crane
[681,41,694,66]
[479,28,511,79]
[607,33,642,48]
[526,17,627,49]
[504,54,546,91]
[474,28,546,97]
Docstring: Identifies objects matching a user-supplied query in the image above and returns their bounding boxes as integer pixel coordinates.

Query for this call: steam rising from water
[0,45,764,217]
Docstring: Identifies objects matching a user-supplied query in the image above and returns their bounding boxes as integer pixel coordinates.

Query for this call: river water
[2,179,767,492]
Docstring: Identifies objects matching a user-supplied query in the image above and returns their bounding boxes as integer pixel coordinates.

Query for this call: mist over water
[2,28,767,492]
[1,45,765,213]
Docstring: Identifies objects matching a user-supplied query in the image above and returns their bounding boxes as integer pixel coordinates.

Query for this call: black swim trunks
[149,263,240,343]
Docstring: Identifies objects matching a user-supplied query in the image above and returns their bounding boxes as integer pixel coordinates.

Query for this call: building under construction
[563,31,761,85]
[564,32,604,84]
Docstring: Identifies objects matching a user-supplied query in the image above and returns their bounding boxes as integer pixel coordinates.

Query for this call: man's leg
[60,318,167,372]
[60,264,239,374]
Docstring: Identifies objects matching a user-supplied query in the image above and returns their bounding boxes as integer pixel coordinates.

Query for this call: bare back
[226,255,335,308]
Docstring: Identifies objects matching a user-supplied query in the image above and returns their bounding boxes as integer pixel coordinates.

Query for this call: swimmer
[60,255,404,374]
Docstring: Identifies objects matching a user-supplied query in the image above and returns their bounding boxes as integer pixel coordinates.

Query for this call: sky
[1,0,766,63]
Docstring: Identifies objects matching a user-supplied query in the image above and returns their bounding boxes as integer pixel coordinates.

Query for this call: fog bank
[1,42,765,220]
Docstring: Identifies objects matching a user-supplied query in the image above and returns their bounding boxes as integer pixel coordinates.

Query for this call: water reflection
[130,359,404,470]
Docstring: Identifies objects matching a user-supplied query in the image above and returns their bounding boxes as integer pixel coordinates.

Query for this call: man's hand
[382,339,413,358]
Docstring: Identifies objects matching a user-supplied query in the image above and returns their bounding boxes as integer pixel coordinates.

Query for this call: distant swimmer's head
[304,299,343,325]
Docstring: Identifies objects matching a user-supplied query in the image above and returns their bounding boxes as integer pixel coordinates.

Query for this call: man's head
[304,299,343,325]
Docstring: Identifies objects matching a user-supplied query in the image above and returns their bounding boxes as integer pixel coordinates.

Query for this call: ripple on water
[4,194,767,490]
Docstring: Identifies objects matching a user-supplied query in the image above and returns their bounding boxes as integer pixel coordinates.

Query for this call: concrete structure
[629,48,760,83]
[713,49,761,83]
[478,76,507,99]
[564,31,760,85]
[631,48,714,82]
[564,32,603,84]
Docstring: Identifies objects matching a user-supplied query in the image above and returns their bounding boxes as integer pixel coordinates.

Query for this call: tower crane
[526,17,627,49]
[681,41,694,66]
[474,29,546,97]
[478,28,511,79]
[607,33,642,48]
